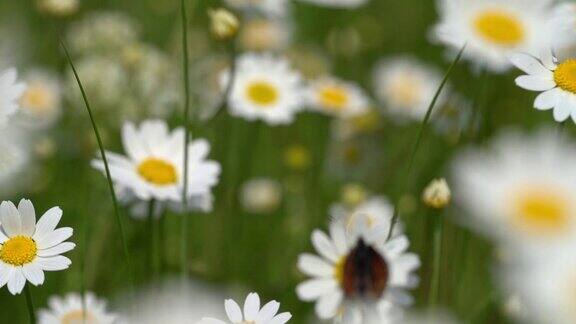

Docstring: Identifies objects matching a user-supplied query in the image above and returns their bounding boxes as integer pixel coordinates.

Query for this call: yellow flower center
[473,10,525,46]
[554,59,576,94]
[61,310,97,324]
[0,236,38,266]
[389,76,421,108]
[319,86,349,111]
[246,81,279,107]
[137,158,178,186]
[512,187,570,236]
[21,84,54,114]
[334,256,346,284]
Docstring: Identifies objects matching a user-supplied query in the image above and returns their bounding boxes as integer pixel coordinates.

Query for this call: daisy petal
[36,256,71,271]
[244,293,260,321]
[224,299,243,322]
[7,269,26,295]
[315,290,343,319]
[511,53,552,77]
[37,242,76,257]
[312,230,339,263]
[534,88,562,110]
[515,75,555,91]
[269,312,292,324]
[22,263,44,286]
[553,95,574,122]
[33,207,62,242]
[255,300,279,322]
[0,263,13,288]
[37,227,73,249]
[0,201,21,236]
[297,254,334,277]
[18,199,36,236]
[296,279,338,301]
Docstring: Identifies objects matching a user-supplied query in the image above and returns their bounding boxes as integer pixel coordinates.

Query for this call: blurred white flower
[91,119,221,204]
[222,53,305,125]
[453,128,576,252]
[66,11,139,55]
[431,0,565,72]
[500,243,576,324]
[17,70,61,129]
[198,292,292,324]
[0,68,26,126]
[0,127,33,197]
[330,195,403,239]
[296,218,420,323]
[240,178,282,214]
[373,56,445,122]
[224,0,289,17]
[120,280,226,324]
[0,199,74,295]
[511,51,576,123]
[239,18,292,52]
[38,292,117,324]
[306,77,370,119]
[37,0,79,17]
[297,0,369,9]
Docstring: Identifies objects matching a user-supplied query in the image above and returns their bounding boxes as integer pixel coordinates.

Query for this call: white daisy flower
[297,0,369,9]
[0,127,32,198]
[431,0,565,72]
[38,292,117,324]
[373,56,446,122]
[199,292,292,324]
[511,51,576,123]
[0,199,75,295]
[307,77,370,119]
[452,128,576,251]
[222,53,305,125]
[330,195,403,239]
[500,244,576,324]
[296,218,420,323]
[0,68,26,126]
[224,0,289,17]
[17,70,62,129]
[92,119,221,204]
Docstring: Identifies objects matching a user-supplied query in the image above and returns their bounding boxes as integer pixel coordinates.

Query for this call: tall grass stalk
[24,286,36,324]
[387,45,466,240]
[180,0,193,278]
[428,211,444,306]
[61,40,134,287]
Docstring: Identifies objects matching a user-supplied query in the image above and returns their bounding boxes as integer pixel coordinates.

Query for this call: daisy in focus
[0,68,26,125]
[38,292,117,324]
[0,199,74,295]
[296,218,420,323]
[298,0,369,9]
[222,53,305,125]
[373,56,445,122]
[306,77,369,119]
[92,119,221,204]
[453,128,576,251]
[199,292,292,324]
[431,0,564,72]
[511,51,576,123]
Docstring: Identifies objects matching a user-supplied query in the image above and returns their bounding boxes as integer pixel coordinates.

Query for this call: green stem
[147,199,156,279]
[387,45,466,240]
[24,286,36,324]
[208,41,237,123]
[60,40,134,288]
[429,211,444,306]
[180,0,194,279]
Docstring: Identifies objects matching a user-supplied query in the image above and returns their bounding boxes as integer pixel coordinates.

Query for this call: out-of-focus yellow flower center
[284,145,311,171]
[246,81,279,107]
[389,76,421,108]
[61,310,97,324]
[473,10,525,46]
[554,60,576,94]
[334,256,346,284]
[0,236,37,266]
[138,158,178,186]
[21,84,54,114]
[513,187,570,236]
[319,86,349,111]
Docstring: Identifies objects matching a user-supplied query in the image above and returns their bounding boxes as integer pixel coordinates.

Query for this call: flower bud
[208,8,239,40]
[422,178,451,209]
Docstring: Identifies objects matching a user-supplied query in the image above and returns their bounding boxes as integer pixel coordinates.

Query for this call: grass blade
[387,45,466,240]
[60,40,134,287]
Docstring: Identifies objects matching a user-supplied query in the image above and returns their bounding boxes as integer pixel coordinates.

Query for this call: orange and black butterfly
[342,238,389,299]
